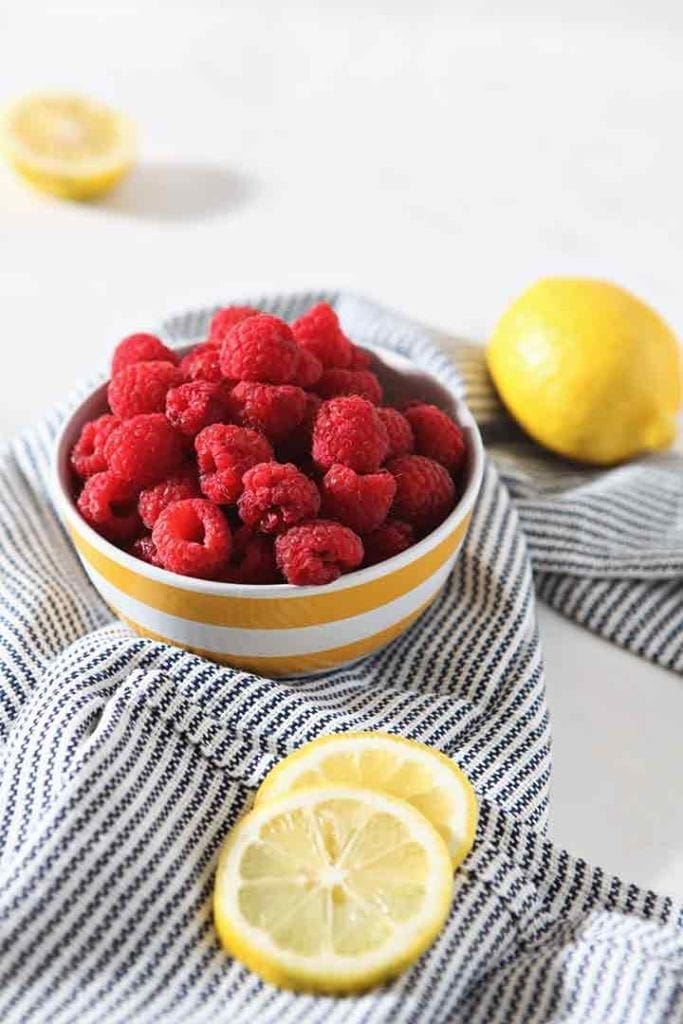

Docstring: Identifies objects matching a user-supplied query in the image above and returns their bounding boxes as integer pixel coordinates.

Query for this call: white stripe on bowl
[79,557,455,657]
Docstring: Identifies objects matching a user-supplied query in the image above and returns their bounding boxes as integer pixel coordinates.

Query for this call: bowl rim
[52,344,485,600]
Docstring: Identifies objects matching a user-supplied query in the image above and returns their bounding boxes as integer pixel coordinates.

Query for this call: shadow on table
[102,161,258,222]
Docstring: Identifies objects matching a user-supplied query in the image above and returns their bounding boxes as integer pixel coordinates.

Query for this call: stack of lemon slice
[214,732,478,993]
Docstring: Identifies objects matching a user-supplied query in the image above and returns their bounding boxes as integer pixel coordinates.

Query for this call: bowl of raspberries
[54,301,484,677]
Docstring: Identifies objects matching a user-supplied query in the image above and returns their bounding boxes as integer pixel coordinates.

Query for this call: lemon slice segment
[1,92,136,199]
[256,732,478,867]
[214,785,453,992]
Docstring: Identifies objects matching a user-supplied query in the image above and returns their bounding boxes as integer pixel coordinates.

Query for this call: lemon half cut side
[214,785,454,993]
[1,92,136,200]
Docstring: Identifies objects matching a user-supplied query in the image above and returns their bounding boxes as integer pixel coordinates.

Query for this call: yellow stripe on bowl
[68,514,470,630]
[113,601,433,677]
[80,554,454,656]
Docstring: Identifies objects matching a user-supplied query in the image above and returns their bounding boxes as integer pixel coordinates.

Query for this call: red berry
[70,414,120,478]
[320,464,396,534]
[220,314,298,384]
[207,305,259,346]
[404,404,466,473]
[293,347,323,388]
[388,454,456,533]
[77,472,142,542]
[104,414,185,487]
[238,462,321,535]
[229,382,307,443]
[378,407,415,459]
[275,519,363,586]
[138,468,200,529]
[221,525,280,584]
[363,520,415,566]
[291,302,353,369]
[152,498,232,579]
[195,424,273,504]
[111,333,178,376]
[130,535,163,567]
[316,368,383,405]
[349,345,372,370]
[166,381,231,438]
[180,342,224,383]
[108,361,183,419]
[312,396,389,474]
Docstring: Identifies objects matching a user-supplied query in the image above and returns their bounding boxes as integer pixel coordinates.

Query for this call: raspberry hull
[152,499,232,578]
[71,302,469,585]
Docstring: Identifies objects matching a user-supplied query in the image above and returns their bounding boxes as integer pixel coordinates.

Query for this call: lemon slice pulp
[214,785,453,993]
[1,92,136,199]
[256,731,478,867]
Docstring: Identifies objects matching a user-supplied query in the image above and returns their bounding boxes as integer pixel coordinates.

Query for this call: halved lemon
[214,785,453,992]
[256,732,478,867]
[1,92,136,200]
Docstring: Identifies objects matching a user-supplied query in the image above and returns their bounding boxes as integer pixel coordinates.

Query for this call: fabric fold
[0,292,680,1023]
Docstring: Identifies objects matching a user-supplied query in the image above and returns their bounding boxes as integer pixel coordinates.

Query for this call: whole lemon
[486,278,682,464]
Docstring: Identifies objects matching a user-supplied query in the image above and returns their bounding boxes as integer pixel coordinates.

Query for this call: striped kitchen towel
[0,293,681,1024]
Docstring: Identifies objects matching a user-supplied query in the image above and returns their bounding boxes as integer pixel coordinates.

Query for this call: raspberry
[111,333,178,375]
[404,404,466,473]
[152,498,232,579]
[221,525,280,584]
[207,305,259,346]
[77,472,142,542]
[166,381,230,437]
[130,535,162,567]
[108,361,183,419]
[312,396,389,474]
[238,462,321,535]
[388,455,456,533]
[138,468,200,529]
[316,368,383,405]
[70,414,120,478]
[378,407,415,459]
[229,382,307,443]
[363,520,415,566]
[195,424,273,504]
[220,314,298,384]
[275,520,363,586]
[320,464,396,534]
[180,342,224,383]
[105,414,185,487]
[349,345,372,370]
[291,302,353,369]
[293,346,323,388]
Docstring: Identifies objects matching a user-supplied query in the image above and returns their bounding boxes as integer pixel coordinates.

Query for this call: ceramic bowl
[53,344,484,677]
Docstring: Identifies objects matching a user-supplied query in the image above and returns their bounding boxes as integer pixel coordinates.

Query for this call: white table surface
[2,0,682,897]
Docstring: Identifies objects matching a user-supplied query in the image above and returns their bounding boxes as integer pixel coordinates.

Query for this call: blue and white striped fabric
[0,293,681,1023]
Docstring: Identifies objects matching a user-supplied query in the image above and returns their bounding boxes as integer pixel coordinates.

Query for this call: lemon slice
[255,732,478,868]
[1,92,136,200]
[214,785,453,992]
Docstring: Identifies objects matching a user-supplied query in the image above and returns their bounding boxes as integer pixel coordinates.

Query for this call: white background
[1,0,682,896]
